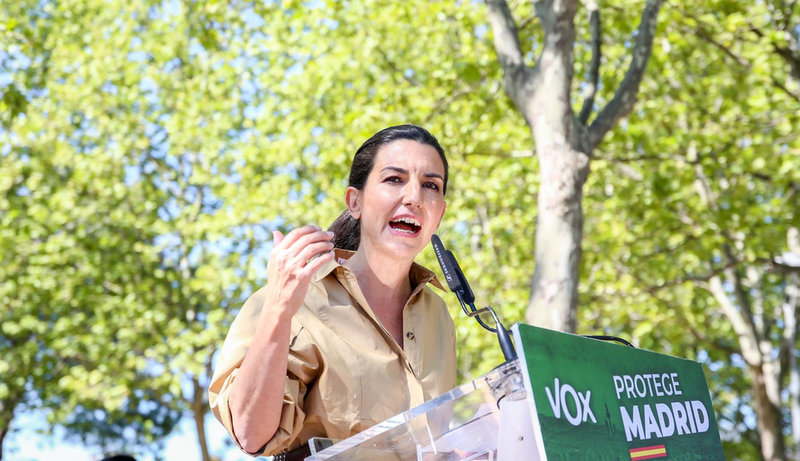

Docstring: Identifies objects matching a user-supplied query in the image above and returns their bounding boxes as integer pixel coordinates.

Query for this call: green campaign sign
[512,324,726,461]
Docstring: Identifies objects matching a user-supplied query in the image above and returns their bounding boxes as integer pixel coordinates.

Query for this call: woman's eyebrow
[381,166,407,174]
[381,166,443,181]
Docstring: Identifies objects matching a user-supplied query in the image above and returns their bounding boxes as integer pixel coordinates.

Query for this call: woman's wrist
[258,297,298,325]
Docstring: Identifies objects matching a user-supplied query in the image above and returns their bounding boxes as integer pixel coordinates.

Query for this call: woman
[209,125,457,458]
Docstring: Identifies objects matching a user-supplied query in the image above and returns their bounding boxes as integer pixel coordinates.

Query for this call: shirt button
[406,332,415,340]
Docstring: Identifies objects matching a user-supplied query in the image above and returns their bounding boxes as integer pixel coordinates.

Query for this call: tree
[0,0,269,458]
[3,1,797,460]
[483,0,665,332]
[0,104,183,458]
[577,1,800,458]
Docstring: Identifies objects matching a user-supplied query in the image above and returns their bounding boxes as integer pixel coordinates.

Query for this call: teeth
[392,217,421,227]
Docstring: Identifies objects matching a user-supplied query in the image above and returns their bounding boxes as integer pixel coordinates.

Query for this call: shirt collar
[313,249,446,291]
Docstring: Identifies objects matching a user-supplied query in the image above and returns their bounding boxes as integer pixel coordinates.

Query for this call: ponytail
[328,209,360,251]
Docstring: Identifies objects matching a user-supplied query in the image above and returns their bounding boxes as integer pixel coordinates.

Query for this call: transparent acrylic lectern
[305,359,534,461]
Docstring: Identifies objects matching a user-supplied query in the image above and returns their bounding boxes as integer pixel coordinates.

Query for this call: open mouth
[389,216,422,235]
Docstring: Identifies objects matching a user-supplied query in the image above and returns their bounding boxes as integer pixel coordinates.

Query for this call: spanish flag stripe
[631,453,668,460]
[630,445,666,454]
[630,445,667,461]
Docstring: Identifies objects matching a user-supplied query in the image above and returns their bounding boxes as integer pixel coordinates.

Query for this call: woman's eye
[385,176,401,183]
[424,182,440,191]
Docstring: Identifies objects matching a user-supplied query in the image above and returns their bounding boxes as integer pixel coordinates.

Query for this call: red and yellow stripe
[629,444,667,460]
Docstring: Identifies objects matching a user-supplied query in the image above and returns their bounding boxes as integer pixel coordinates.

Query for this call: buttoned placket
[338,268,429,406]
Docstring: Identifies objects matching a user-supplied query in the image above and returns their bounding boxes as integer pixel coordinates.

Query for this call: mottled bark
[485,0,664,331]
[751,365,788,461]
[526,142,589,332]
[710,267,789,461]
[0,426,6,461]
[784,273,800,461]
[192,377,211,461]
[0,416,10,461]
[0,397,17,461]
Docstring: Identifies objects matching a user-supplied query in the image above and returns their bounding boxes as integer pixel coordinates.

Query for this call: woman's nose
[403,181,423,208]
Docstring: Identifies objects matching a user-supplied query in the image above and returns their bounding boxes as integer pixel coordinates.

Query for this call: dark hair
[328,124,448,251]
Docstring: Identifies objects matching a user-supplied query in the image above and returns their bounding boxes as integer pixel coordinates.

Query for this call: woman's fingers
[272,230,284,247]
[302,249,335,277]
[292,240,335,267]
[273,225,321,250]
[290,229,334,254]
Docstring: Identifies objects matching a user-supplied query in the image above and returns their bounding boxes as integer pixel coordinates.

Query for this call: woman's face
[347,140,447,261]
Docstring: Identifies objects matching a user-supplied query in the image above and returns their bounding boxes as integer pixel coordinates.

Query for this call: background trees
[1,0,798,460]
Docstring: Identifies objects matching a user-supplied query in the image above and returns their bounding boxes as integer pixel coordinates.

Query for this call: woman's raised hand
[231,225,335,450]
[265,225,335,318]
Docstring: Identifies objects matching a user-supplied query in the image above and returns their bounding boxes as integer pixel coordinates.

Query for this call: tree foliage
[1,0,799,460]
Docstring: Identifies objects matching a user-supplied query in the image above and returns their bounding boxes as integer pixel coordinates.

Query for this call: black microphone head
[430,235,463,294]
[446,250,475,305]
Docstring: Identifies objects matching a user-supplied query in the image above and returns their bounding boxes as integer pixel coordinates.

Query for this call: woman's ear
[345,187,362,220]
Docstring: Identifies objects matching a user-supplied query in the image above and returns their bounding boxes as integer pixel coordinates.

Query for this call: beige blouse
[208,249,457,456]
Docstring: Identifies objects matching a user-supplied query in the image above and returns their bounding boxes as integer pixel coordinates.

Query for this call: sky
[5,411,260,461]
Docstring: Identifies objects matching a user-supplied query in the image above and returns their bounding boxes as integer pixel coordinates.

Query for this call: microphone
[446,250,475,305]
[431,234,462,294]
[430,234,517,362]
[433,235,630,356]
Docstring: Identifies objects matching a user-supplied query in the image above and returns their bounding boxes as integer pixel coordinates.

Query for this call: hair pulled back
[328,124,448,251]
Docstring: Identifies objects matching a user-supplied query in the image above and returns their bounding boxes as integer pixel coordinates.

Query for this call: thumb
[272,230,285,247]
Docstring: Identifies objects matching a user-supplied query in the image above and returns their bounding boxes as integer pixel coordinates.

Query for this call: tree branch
[769,75,800,103]
[588,0,665,149]
[424,76,489,123]
[518,14,537,31]
[750,25,800,81]
[766,257,800,275]
[642,258,743,292]
[721,246,759,334]
[376,48,422,87]
[693,26,750,67]
[484,0,534,108]
[686,19,800,103]
[625,267,740,355]
[485,0,524,69]
[706,275,763,367]
[578,2,601,124]
[778,273,799,382]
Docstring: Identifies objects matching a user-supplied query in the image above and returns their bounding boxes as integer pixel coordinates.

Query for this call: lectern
[305,358,529,461]
[304,324,727,461]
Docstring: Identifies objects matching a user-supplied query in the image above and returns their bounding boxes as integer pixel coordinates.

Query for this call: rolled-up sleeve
[209,287,319,456]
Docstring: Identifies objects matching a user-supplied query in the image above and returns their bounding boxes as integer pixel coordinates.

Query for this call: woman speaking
[209,125,456,458]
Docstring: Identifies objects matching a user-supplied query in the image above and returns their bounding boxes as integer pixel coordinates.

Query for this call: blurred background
[1,0,799,459]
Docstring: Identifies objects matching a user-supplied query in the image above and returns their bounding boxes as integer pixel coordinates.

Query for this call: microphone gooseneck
[431,234,517,362]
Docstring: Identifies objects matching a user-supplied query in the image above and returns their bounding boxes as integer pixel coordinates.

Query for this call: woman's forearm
[228,226,334,453]
[228,307,294,454]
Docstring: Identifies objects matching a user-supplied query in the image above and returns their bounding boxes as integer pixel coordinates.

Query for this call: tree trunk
[521,0,590,333]
[784,273,800,461]
[790,362,800,461]
[192,378,211,461]
[485,0,662,332]
[752,365,787,461]
[525,143,590,332]
[0,398,16,461]
[0,424,7,461]
[710,269,790,460]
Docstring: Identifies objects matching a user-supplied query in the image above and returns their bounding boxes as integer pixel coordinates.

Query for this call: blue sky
[6,411,257,461]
